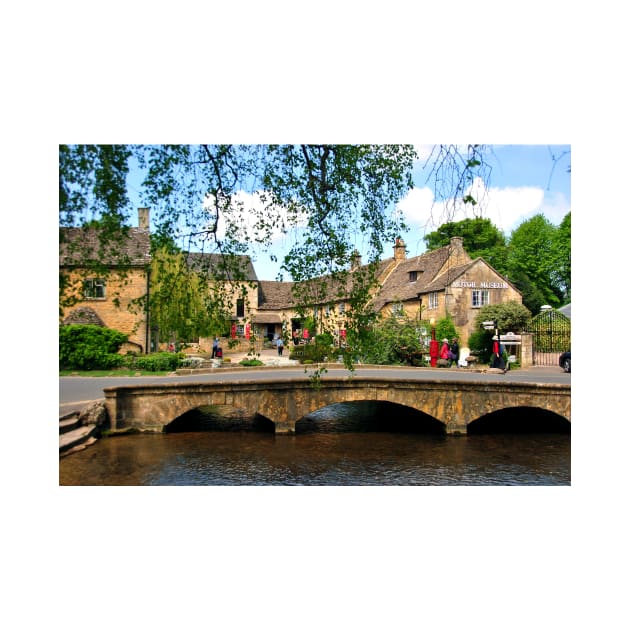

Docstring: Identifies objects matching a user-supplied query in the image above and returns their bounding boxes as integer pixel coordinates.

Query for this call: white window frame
[428,292,439,309]
[391,302,404,317]
[472,289,490,308]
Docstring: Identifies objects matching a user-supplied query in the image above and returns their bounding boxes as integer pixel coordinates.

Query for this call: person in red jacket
[439,338,450,360]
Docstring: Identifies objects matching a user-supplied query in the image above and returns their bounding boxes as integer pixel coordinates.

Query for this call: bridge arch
[468,406,571,434]
[164,404,275,433]
[295,400,445,434]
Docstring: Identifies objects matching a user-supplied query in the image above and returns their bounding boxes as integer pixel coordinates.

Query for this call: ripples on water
[59,402,570,486]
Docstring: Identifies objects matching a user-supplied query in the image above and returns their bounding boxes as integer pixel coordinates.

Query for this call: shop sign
[451,280,509,289]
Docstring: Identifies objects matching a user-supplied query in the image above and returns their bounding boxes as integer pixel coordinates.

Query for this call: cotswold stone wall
[60,268,149,352]
[105,376,570,435]
[447,261,523,345]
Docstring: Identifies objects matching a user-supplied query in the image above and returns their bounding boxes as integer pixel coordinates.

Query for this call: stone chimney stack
[449,235,470,265]
[350,249,362,270]
[394,237,407,261]
[138,207,150,231]
[450,236,463,250]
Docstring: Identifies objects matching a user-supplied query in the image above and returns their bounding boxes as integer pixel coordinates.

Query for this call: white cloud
[205,190,308,245]
[396,177,570,242]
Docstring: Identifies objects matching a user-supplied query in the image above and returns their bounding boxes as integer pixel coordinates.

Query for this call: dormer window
[409,271,417,282]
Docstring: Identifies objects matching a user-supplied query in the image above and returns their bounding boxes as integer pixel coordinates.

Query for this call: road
[59,365,570,415]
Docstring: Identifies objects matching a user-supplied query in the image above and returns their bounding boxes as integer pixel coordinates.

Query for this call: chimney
[138,207,150,231]
[394,237,407,261]
[350,249,362,270]
[450,236,463,250]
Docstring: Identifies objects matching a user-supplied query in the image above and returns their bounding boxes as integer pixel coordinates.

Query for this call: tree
[506,214,563,310]
[553,211,571,303]
[145,247,232,344]
[60,144,502,367]
[424,217,508,273]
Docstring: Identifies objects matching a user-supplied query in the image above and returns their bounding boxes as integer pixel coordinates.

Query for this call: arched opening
[295,401,445,434]
[164,405,275,433]
[467,407,570,434]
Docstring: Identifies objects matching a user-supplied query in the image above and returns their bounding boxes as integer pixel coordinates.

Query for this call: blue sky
[232,144,571,279]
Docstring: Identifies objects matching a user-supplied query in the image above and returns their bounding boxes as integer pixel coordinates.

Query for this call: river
[59,401,570,485]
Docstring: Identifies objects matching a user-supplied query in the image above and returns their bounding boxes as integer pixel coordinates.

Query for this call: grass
[59,369,173,377]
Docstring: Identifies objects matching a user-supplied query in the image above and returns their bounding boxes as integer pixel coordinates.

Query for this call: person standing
[449,337,460,367]
[277,336,284,356]
[439,338,450,361]
[211,337,219,359]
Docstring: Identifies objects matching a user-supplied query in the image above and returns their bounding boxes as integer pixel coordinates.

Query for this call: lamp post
[429,317,438,367]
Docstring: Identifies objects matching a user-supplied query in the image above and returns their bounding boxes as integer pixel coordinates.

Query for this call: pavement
[220,346,300,366]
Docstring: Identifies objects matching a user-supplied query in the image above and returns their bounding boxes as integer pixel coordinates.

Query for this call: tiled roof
[59,227,151,267]
[186,252,258,282]
[370,243,472,310]
[257,280,295,309]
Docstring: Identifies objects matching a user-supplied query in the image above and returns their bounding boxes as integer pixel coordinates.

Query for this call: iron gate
[526,307,571,366]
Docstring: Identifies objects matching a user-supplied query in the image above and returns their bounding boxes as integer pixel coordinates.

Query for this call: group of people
[439,337,460,367]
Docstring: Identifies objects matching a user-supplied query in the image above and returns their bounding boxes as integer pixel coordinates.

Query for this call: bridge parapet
[104,377,570,435]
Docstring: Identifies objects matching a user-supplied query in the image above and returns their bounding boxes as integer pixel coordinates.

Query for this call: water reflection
[59,401,570,486]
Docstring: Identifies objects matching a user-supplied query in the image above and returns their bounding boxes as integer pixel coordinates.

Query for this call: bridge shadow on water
[468,407,570,434]
[296,402,444,434]
[165,405,275,433]
[164,401,569,435]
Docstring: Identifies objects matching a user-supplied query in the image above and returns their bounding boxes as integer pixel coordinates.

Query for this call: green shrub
[315,333,334,347]
[59,324,127,370]
[290,343,335,363]
[127,352,183,372]
[467,330,493,364]
[435,316,458,344]
[239,359,264,366]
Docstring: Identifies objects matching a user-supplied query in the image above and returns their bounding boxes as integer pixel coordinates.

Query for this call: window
[83,278,105,299]
[409,271,417,282]
[236,299,245,318]
[325,304,336,316]
[428,292,438,309]
[392,302,403,317]
[472,290,490,307]
[338,302,345,314]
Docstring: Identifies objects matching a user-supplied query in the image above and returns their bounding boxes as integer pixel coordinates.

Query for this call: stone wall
[447,260,523,345]
[60,268,149,352]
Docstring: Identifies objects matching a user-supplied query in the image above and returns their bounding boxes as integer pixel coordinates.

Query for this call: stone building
[59,208,521,352]
[59,209,152,353]
[372,237,523,345]
[241,237,522,347]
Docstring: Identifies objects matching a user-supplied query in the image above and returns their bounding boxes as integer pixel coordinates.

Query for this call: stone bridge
[104,376,570,435]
